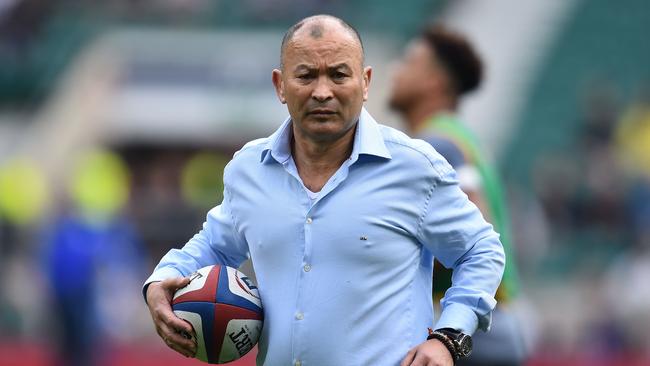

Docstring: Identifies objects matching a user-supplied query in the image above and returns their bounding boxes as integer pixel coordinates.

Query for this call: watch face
[458,335,473,357]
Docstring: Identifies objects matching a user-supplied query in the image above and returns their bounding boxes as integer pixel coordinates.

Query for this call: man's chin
[388,97,405,113]
[306,113,338,123]
[299,118,355,142]
[303,115,341,128]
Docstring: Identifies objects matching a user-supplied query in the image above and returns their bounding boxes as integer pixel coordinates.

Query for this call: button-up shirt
[145,108,505,366]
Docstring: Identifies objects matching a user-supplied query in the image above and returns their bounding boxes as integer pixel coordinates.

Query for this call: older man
[144,15,505,366]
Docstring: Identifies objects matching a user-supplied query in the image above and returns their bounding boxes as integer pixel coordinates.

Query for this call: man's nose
[311,76,334,102]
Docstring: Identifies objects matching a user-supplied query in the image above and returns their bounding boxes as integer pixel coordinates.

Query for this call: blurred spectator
[124,148,203,262]
[532,81,631,252]
[0,157,49,339]
[0,157,49,263]
[616,87,650,176]
[604,241,650,359]
[528,81,650,364]
[0,0,53,59]
[597,86,650,361]
[41,150,146,366]
[615,86,650,244]
[180,151,227,211]
[571,83,628,233]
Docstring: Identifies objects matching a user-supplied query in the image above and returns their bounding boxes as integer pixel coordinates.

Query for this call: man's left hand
[400,339,454,366]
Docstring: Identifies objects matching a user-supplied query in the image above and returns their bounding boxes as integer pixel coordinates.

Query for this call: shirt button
[295,312,304,320]
[306,217,313,224]
[303,264,311,272]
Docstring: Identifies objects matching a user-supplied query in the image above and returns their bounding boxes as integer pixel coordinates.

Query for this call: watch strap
[427,328,459,362]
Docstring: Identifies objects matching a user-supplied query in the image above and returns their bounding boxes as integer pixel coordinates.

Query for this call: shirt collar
[260,107,392,164]
[350,107,392,161]
[260,115,292,164]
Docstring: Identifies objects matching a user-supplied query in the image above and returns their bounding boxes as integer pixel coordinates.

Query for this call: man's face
[389,40,440,112]
[273,25,372,142]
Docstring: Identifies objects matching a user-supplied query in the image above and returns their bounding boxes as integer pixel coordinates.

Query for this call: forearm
[435,232,505,334]
[143,202,249,301]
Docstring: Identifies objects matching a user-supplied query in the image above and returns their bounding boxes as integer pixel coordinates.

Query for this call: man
[389,25,526,365]
[144,15,505,366]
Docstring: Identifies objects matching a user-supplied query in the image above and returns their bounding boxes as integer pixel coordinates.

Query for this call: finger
[409,354,427,366]
[158,318,196,348]
[159,321,197,357]
[159,309,195,335]
[168,330,197,354]
[400,348,417,366]
[165,336,195,358]
[178,319,197,341]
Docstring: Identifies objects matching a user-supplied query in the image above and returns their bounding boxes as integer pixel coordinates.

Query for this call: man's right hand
[400,339,454,366]
[146,277,197,358]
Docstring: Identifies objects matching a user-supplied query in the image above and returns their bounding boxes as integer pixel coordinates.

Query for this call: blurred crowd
[0,146,234,366]
[520,82,650,365]
[1,0,649,366]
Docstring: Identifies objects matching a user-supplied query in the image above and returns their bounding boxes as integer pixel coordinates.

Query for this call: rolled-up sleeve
[142,180,249,296]
[417,169,505,334]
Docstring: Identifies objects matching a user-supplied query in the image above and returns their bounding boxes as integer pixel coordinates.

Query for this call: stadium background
[0,0,649,365]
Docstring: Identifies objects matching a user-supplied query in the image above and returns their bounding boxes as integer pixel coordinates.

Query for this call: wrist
[426,327,473,362]
[427,334,457,362]
[427,329,458,362]
[144,281,162,305]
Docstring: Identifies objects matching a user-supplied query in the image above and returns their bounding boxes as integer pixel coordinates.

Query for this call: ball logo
[235,274,260,300]
[173,267,211,300]
[228,326,254,356]
[189,271,203,282]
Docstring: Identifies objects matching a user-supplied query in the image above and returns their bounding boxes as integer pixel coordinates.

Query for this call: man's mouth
[308,108,337,116]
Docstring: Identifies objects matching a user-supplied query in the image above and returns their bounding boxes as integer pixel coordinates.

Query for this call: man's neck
[292,125,355,169]
[405,95,456,135]
[291,124,356,192]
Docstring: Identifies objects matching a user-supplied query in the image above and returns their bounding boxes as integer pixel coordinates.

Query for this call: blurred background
[0,0,649,365]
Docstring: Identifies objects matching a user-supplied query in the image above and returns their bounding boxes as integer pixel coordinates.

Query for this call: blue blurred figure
[43,150,145,366]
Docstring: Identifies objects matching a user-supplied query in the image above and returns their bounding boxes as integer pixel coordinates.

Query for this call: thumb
[162,276,191,292]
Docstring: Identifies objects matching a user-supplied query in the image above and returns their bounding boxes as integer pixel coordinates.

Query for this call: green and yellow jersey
[421,113,519,303]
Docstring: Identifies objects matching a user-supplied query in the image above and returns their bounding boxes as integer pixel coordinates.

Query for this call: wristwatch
[427,327,473,361]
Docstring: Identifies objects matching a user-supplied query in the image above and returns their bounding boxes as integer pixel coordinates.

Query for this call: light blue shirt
[145,108,505,366]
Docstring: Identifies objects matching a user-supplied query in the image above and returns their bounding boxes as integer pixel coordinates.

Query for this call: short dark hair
[422,25,483,95]
[280,15,364,68]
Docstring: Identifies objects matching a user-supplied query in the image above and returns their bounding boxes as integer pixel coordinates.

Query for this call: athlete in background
[390,25,526,366]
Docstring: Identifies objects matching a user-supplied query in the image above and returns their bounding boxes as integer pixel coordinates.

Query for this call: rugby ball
[172,265,263,364]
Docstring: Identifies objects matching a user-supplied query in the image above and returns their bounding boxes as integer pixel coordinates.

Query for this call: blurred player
[390,25,526,366]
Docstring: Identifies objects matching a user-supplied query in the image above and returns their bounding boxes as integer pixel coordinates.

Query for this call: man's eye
[297,74,313,80]
[332,72,349,80]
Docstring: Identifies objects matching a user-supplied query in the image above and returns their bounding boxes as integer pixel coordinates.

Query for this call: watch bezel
[455,333,473,357]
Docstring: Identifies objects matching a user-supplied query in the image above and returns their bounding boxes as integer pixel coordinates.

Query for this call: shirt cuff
[141,266,185,304]
[434,302,481,336]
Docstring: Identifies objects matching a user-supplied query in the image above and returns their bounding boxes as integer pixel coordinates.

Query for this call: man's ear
[362,66,372,101]
[272,69,286,104]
